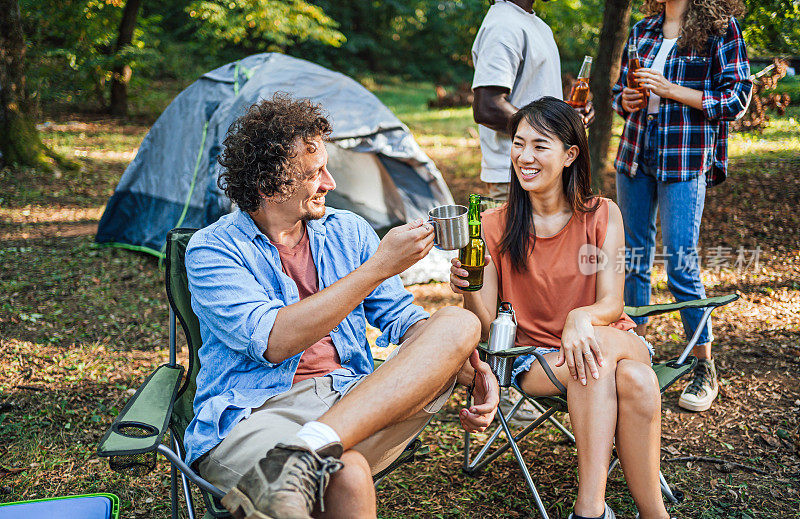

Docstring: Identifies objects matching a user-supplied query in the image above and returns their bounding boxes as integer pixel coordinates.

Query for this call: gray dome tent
[95,53,454,260]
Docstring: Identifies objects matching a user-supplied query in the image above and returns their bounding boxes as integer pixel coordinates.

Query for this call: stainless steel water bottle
[487,302,517,386]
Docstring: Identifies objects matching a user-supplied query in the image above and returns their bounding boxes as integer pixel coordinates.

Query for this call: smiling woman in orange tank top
[451,97,672,519]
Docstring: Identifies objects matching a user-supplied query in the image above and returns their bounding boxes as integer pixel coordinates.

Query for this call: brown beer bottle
[567,56,592,109]
[458,194,486,291]
[627,43,649,110]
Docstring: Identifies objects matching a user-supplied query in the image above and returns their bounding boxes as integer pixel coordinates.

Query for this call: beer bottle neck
[578,58,592,79]
[467,194,482,238]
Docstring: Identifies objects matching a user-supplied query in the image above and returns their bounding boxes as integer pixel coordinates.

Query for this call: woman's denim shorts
[511,329,654,384]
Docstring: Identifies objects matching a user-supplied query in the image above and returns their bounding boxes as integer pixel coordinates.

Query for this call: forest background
[16,0,800,118]
[1,1,799,518]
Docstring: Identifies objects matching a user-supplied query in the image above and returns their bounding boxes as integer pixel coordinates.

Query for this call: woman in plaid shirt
[612,0,751,414]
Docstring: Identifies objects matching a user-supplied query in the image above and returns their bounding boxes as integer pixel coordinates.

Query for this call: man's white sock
[296,421,341,452]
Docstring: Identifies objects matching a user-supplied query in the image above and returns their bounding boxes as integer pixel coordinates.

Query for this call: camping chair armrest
[653,356,698,394]
[476,343,538,358]
[97,364,184,460]
[627,294,739,364]
[624,294,739,319]
[477,343,566,394]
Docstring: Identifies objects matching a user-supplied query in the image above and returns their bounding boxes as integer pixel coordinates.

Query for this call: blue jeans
[616,117,713,345]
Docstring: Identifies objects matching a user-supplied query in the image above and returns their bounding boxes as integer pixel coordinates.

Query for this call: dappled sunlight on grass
[416,135,479,148]
[1,79,799,518]
[40,120,148,153]
[729,108,800,159]
[0,206,104,224]
[0,116,145,209]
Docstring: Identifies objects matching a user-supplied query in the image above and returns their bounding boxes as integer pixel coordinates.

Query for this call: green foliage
[19,0,345,111]
[21,0,161,109]
[17,0,800,114]
[535,0,605,63]
[742,0,800,56]
[292,0,487,84]
[293,0,610,84]
[186,0,345,51]
[774,74,800,104]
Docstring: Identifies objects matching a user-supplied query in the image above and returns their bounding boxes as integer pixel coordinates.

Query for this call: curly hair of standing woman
[642,0,746,53]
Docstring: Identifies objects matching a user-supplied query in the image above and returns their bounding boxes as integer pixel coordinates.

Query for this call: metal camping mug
[427,204,469,250]
[487,302,517,387]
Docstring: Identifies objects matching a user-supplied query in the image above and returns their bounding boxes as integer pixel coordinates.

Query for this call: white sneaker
[499,388,542,424]
[568,502,616,519]
[678,358,718,412]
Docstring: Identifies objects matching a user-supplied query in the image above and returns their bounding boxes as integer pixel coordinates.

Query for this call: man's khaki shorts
[485,181,509,202]
[198,345,456,491]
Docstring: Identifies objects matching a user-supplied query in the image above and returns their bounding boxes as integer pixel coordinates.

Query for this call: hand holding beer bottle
[567,56,592,109]
[623,42,649,112]
[567,56,595,126]
[453,194,486,292]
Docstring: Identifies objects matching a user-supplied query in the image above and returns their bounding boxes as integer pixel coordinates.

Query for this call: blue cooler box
[0,493,120,519]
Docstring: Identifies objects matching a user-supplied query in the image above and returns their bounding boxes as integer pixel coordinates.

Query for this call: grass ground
[1,79,798,518]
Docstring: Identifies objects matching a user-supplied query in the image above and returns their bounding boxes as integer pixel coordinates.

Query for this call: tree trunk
[0,0,48,167]
[109,0,143,117]
[588,0,633,193]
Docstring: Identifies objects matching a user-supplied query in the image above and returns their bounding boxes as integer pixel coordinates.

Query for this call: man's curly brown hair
[643,0,745,54]
[217,93,332,212]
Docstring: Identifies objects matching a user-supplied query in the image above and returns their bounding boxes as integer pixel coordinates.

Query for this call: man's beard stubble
[302,196,326,221]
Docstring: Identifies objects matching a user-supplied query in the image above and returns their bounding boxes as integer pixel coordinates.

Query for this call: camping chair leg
[527,398,575,443]
[172,435,197,519]
[607,457,682,504]
[659,471,682,503]
[467,407,557,475]
[676,306,715,364]
[607,456,620,476]
[496,410,550,519]
[464,396,526,473]
[463,393,471,468]
[170,463,179,519]
[181,470,197,519]
[157,444,226,498]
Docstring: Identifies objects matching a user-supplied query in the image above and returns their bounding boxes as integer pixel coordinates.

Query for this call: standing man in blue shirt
[184,93,499,519]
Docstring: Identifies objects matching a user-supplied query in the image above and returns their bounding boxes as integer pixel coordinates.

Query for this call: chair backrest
[165,228,202,437]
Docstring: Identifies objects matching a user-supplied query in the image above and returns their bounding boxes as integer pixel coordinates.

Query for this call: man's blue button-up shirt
[183,208,429,466]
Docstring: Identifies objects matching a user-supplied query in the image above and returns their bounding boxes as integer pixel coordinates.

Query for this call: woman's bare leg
[615,360,668,519]
[566,358,618,516]
[518,327,655,517]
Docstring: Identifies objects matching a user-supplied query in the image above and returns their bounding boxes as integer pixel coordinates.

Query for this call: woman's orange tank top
[482,197,635,349]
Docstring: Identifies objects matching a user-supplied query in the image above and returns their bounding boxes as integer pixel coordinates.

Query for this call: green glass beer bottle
[458,194,486,291]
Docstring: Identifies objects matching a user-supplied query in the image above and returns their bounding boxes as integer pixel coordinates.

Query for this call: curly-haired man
[183,94,499,519]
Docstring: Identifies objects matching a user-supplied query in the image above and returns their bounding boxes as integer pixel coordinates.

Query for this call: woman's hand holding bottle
[450,255,491,294]
[621,86,647,112]
[634,68,674,99]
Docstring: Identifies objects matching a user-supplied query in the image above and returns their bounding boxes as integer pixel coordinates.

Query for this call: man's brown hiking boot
[222,439,344,519]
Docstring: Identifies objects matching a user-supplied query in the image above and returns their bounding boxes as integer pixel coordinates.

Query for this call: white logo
[578,243,608,275]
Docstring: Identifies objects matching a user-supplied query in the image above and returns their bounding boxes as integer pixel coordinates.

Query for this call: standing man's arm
[472,85,518,135]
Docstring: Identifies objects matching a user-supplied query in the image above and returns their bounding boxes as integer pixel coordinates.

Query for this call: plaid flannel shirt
[612,14,752,186]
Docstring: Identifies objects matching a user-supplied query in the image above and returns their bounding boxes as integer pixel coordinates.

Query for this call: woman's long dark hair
[499,96,598,271]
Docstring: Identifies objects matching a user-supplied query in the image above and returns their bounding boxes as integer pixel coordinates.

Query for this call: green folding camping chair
[97,228,426,519]
[463,294,739,519]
